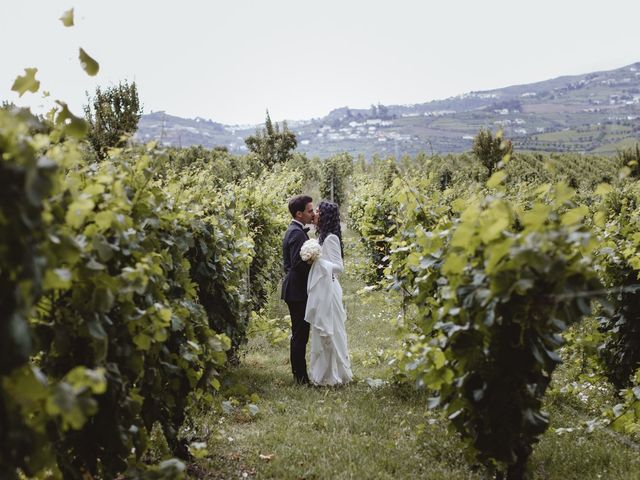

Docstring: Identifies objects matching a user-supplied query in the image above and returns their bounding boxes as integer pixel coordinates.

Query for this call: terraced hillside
[136,62,640,157]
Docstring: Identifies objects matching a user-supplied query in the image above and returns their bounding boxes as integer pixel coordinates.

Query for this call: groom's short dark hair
[288,195,312,218]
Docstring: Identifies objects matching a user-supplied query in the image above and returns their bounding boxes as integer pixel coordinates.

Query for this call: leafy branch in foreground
[1,105,291,478]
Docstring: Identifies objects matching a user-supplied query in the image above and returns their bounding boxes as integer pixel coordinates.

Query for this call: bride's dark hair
[317,201,344,257]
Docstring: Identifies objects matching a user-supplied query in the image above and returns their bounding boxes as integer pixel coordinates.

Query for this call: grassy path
[185,236,640,479]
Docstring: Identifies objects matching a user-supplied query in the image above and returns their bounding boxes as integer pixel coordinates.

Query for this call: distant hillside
[136,62,640,157]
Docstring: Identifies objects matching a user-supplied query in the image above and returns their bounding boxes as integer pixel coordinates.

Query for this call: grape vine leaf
[65,197,95,228]
[43,268,73,290]
[60,8,74,27]
[55,101,89,138]
[561,205,589,226]
[486,170,507,188]
[595,183,613,196]
[11,68,40,96]
[79,48,100,76]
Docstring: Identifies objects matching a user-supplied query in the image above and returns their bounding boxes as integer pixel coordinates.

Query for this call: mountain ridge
[136,61,640,157]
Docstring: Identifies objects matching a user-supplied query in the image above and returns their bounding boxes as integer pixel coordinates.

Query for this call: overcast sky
[2,0,640,125]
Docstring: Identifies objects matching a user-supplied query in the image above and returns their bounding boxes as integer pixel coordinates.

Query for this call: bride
[305,201,353,386]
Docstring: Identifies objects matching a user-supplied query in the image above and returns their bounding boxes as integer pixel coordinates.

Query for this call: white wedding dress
[305,234,353,386]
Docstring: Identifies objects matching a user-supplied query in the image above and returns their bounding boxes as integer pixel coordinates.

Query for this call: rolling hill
[135,62,640,158]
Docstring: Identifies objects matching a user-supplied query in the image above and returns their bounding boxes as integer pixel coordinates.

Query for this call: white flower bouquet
[300,238,321,262]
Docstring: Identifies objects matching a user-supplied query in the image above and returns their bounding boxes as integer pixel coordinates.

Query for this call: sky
[2,0,640,126]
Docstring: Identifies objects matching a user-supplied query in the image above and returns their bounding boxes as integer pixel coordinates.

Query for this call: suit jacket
[281,221,311,303]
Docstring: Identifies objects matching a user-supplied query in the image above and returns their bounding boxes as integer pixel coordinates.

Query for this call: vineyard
[2,97,640,478]
[2,12,640,477]
[345,140,640,478]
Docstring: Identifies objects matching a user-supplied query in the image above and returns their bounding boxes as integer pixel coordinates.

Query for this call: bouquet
[300,238,321,262]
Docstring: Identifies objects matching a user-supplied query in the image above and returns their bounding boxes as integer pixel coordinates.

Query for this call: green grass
[182,230,640,479]
[532,412,640,479]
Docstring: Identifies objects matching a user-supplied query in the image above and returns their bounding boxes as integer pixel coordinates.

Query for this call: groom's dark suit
[282,220,312,384]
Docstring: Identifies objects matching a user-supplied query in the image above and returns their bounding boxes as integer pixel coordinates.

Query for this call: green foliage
[505,152,623,190]
[472,128,513,176]
[0,108,54,375]
[247,310,290,347]
[616,143,640,179]
[607,369,640,437]
[164,145,262,184]
[0,107,60,479]
[347,165,399,283]
[594,185,640,389]
[237,166,304,312]
[0,104,291,477]
[287,152,319,185]
[342,147,640,477]
[558,317,606,383]
[32,141,236,477]
[388,179,603,478]
[244,111,297,169]
[319,152,353,206]
[83,80,142,159]
[160,154,303,358]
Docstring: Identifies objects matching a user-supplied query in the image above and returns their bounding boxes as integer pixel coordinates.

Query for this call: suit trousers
[286,300,310,384]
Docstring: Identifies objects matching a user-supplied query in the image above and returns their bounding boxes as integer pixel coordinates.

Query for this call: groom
[281,194,315,385]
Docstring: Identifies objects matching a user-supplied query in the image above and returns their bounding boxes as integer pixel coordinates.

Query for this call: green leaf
[486,170,507,188]
[86,258,106,270]
[46,382,98,430]
[93,237,115,262]
[4,366,48,405]
[79,48,100,76]
[65,367,107,395]
[92,288,114,313]
[65,196,95,229]
[594,210,606,228]
[561,205,589,226]
[513,278,534,295]
[553,182,575,204]
[451,223,476,250]
[485,238,514,274]
[55,101,89,138]
[60,8,74,27]
[11,68,40,96]
[479,210,510,244]
[521,203,552,230]
[87,316,107,340]
[158,307,172,323]
[94,211,115,230]
[442,252,466,275]
[133,333,152,350]
[153,328,168,342]
[619,166,631,180]
[595,183,613,196]
[430,349,446,369]
[43,268,72,290]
